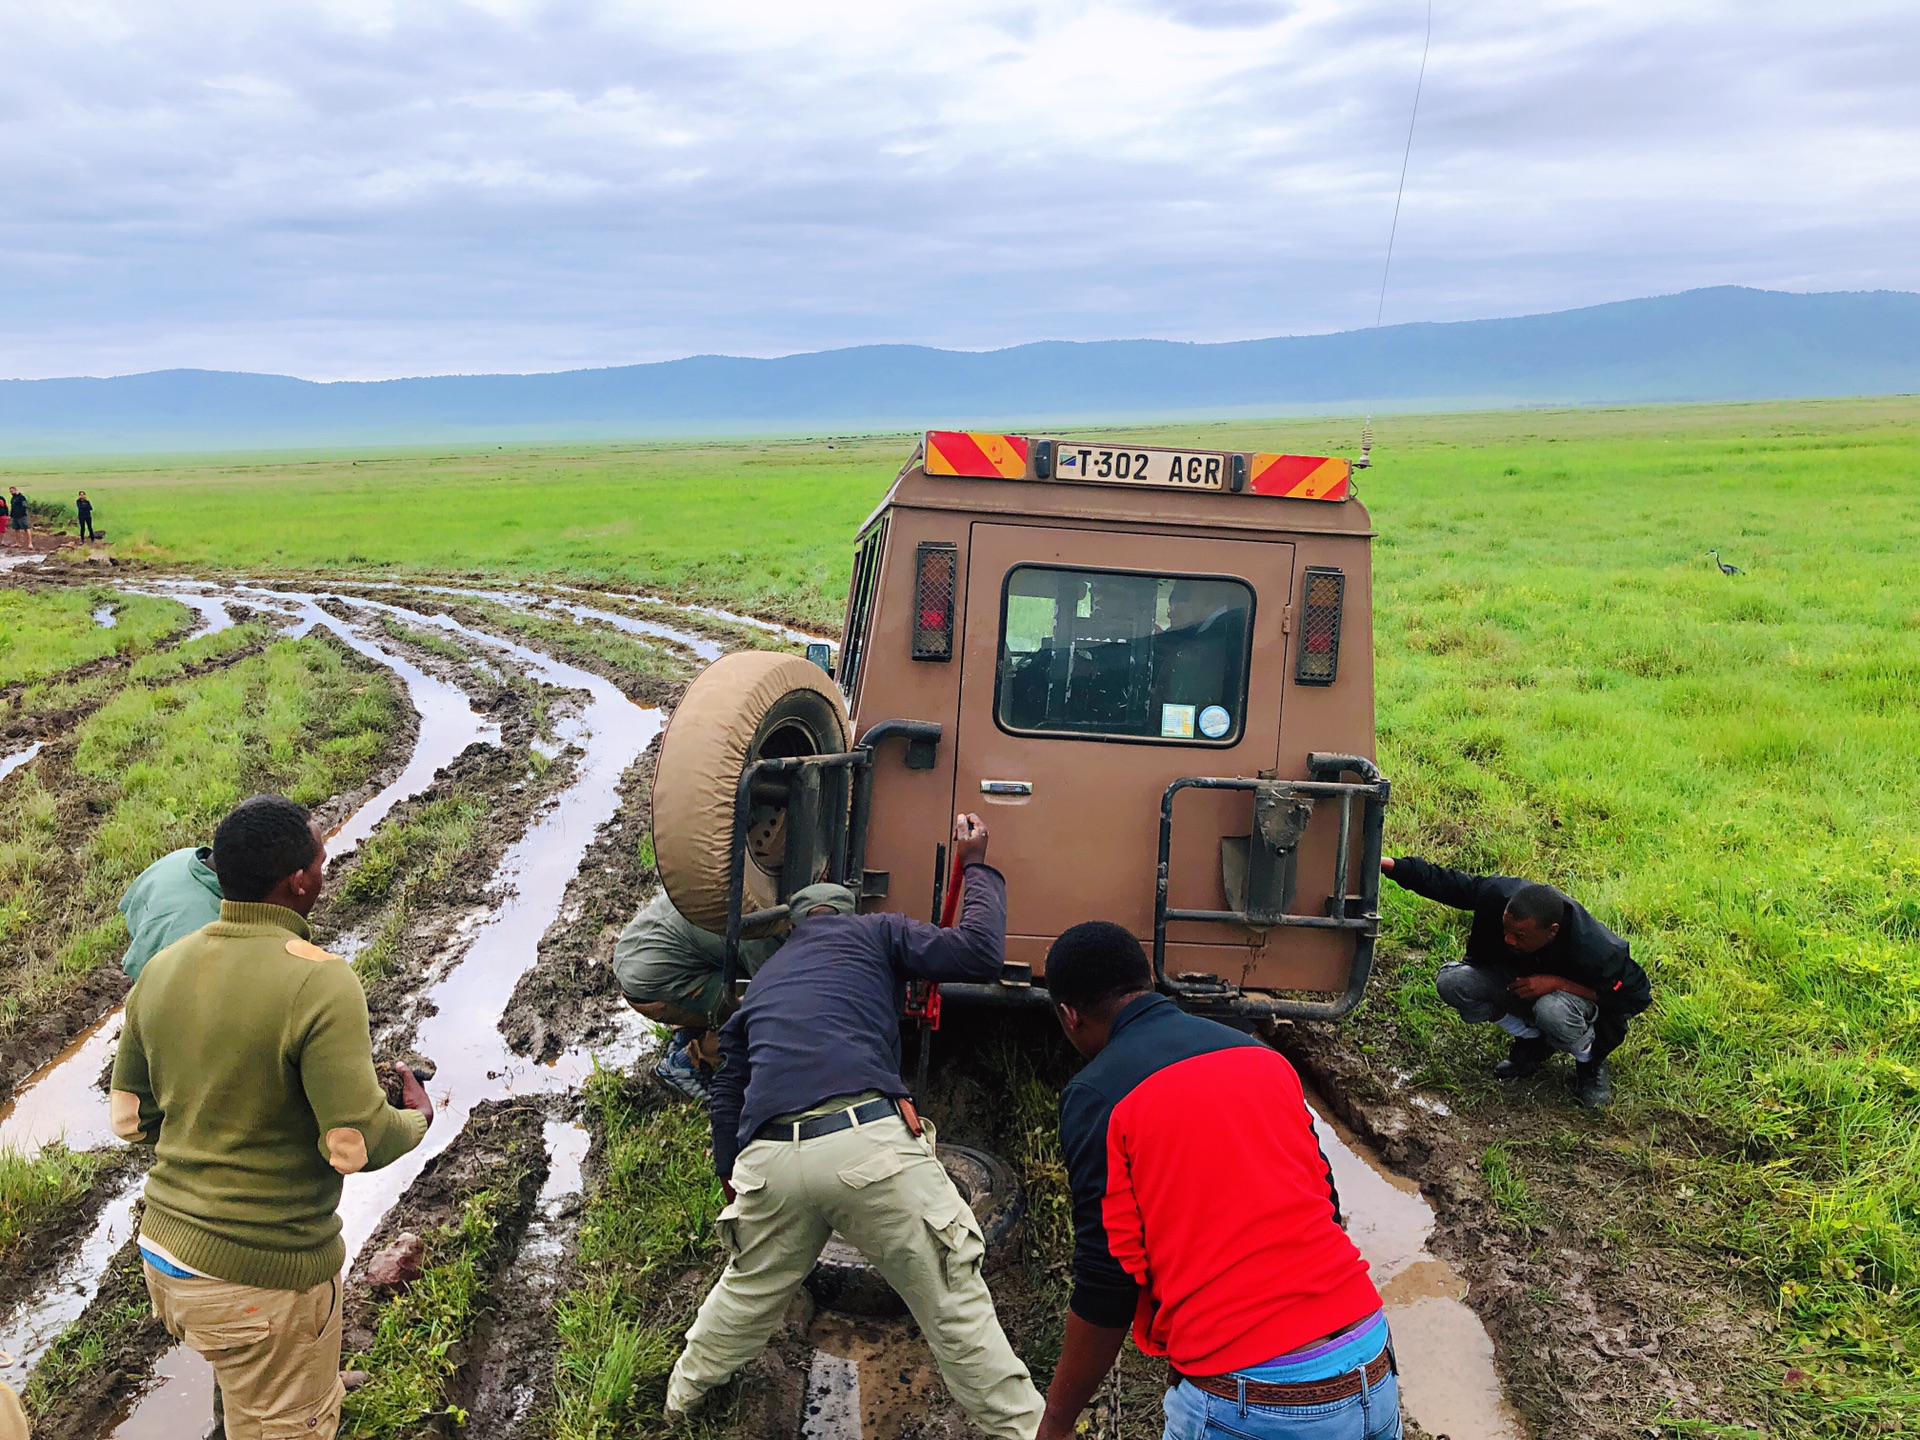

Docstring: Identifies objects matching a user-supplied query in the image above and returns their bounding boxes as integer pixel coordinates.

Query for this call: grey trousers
[1435,962,1598,1058]
[667,1110,1043,1439]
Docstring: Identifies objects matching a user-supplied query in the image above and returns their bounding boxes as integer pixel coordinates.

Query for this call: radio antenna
[1356,0,1432,471]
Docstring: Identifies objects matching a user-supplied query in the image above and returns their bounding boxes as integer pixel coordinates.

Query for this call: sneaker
[654,1041,713,1103]
[1574,1060,1613,1109]
[1493,1034,1552,1080]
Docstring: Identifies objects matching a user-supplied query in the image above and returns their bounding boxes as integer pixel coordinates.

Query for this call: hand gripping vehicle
[650,430,1391,1032]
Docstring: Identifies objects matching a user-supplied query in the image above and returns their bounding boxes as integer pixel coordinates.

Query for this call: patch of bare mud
[1280,1021,1771,1439]
[501,739,659,1062]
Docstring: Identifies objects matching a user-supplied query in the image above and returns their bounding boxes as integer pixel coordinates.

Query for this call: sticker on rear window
[1160,704,1196,739]
[1198,705,1231,739]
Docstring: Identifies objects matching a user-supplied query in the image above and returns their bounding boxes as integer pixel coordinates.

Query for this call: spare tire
[805,1144,1025,1318]
[653,650,851,934]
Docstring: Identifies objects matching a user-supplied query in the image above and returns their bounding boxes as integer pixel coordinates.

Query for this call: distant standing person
[1381,857,1651,1107]
[6,488,25,548]
[76,490,95,541]
[112,794,433,1438]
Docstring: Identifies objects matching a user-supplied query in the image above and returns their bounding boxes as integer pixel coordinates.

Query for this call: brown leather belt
[1176,1348,1392,1408]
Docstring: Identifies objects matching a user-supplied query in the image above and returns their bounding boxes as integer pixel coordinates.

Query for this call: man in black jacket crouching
[1383,857,1650,1108]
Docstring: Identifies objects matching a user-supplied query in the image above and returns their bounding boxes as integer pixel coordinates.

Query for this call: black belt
[1176,1349,1392,1407]
[754,1096,901,1144]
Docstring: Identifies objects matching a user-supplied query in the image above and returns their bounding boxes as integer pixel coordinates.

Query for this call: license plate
[1051,443,1228,490]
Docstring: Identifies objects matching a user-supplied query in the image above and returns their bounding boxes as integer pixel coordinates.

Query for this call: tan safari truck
[651,429,1390,1030]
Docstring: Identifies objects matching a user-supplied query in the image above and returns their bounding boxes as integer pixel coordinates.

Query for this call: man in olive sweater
[112,794,434,1439]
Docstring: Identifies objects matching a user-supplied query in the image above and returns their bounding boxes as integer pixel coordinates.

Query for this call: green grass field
[5,394,1917,1429]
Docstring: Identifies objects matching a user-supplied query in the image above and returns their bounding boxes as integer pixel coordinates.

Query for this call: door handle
[980,780,1033,796]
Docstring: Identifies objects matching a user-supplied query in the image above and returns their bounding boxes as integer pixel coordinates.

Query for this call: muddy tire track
[1281,1022,1768,1440]
[341,1098,549,1433]
[0,1150,141,1325]
[501,739,660,1063]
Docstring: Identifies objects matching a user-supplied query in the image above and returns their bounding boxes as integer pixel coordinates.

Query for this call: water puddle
[801,1315,939,1440]
[0,743,42,786]
[108,1343,217,1440]
[92,605,117,629]
[1307,1096,1526,1440]
[233,588,499,858]
[0,1013,122,1154]
[321,595,660,1260]
[129,584,233,638]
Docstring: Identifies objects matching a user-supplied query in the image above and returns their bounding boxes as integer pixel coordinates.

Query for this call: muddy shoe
[1575,1060,1614,1109]
[654,1042,713,1103]
[1493,1035,1551,1080]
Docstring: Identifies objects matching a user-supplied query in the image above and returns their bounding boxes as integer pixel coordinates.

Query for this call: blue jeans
[1162,1370,1401,1440]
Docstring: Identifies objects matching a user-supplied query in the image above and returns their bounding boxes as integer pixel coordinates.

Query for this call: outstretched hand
[953,812,989,869]
[394,1060,434,1125]
[1379,857,1396,875]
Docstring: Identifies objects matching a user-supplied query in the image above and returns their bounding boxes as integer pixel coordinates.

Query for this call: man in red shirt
[1035,922,1399,1440]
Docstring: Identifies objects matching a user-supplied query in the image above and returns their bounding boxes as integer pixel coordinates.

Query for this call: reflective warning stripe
[925,431,1030,480]
[1249,454,1351,501]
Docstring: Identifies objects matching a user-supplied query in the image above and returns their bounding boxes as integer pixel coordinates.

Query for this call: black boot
[1574,1059,1613,1108]
[1493,1034,1552,1079]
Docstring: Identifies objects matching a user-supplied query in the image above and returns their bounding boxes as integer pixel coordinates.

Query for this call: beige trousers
[667,1111,1044,1440]
[143,1264,344,1440]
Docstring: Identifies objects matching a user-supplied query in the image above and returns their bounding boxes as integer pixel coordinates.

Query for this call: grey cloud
[0,1,1915,378]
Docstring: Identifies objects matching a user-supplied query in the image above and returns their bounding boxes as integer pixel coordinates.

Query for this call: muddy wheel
[652,651,851,934]
[805,1144,1025,1318]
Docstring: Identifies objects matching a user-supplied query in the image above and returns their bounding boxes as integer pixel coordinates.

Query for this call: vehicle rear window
[996,566,1253,744]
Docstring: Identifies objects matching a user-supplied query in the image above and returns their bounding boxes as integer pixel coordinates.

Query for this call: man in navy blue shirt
[667,813,1043,1438]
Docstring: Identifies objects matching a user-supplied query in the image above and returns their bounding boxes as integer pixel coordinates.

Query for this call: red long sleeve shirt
[1058,994,1381,1376]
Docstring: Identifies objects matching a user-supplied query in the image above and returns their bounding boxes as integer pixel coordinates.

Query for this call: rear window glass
[996,566,1252,744]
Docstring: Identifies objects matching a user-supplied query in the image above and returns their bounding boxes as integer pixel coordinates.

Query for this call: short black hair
[1505,883,1565,929]
[1046,921,1154,1013]
[212,795,319,903]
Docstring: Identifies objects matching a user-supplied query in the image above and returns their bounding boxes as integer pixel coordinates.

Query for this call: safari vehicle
[651,429,1390,1025]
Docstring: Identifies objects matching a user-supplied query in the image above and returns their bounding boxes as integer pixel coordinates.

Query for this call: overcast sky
[3,0,1916,380]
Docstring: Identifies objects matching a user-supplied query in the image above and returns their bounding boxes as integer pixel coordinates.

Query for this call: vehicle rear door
[953,522,1294,974]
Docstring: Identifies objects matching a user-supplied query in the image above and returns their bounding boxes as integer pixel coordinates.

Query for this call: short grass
[548,1063,725,1440]
[0,589,187,686]
[341,1187,513,1438]
[0,636,399,1030]
[0,1144,115,1252]
[332,793,489,984]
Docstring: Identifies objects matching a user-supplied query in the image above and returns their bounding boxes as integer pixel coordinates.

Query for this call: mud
[1282,1020,1771,1438]
[1303,1093,1525,1440]
[500,740,660,1062]
[342,1098,549,1356]
[456,1118,591,1435]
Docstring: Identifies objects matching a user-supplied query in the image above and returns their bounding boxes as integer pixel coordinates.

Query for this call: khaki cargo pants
[667,1107,1044,1440]
[143,1264,344,1439]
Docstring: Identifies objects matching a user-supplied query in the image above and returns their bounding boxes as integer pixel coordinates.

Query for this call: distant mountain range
[3,286,1916,454]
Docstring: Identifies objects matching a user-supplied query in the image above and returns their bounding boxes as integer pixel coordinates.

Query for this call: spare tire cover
[653,650,851,934]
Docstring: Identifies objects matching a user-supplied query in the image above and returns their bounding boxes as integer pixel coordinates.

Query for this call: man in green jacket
[118,844,224,980]
[112,794,433,1440]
